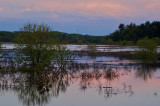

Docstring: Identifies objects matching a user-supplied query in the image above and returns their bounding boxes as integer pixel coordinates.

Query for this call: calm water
[2,44,160,53]
[0,44,160,106]
[0,65,160,106]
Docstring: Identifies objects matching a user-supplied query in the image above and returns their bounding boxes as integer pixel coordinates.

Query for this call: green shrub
[15,23,73,71]
[87,44,97,51]
[106,38,114,45]
[135,37,157,63]
[152,37,160,46]
[54,45,73,70]
[78,40,82,45]
[119,40,133,46]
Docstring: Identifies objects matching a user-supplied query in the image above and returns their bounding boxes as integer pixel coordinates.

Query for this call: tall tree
[118,23,125,32]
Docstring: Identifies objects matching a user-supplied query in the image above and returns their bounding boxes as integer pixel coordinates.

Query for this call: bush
[152,37,160,46]
[87,44,97,51]
[135,37,157,63]
[54,45,73,70]
[119,40,133,46]
[77,40,82,45]
[106,38,114,45]
[15,23,73,70]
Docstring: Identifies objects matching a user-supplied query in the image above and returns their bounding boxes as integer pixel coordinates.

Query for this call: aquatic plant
[103,68,119,81]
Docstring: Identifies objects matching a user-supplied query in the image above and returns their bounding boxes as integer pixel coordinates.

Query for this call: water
[2,44,160,53]
[0,44,160,106]
[0,65,160,106]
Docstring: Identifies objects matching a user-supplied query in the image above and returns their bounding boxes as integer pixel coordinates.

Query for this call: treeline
[106,21,160,45]
[52,31,106,44]
[0,21,160,45]
[0,31,18,42]
[0,31,105,44]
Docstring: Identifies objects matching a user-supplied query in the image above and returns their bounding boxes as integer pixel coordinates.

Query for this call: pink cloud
[0,0,160,19]
[0,8,3,11]
[32,1,136,18]
[21,8,32,12]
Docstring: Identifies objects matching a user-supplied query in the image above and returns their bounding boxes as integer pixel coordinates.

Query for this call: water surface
[0,44,160,106]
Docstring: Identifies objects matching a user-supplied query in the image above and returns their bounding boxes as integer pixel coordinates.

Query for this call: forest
[0,31,105,44]
[0,21,160,45]
[106,21,160,45]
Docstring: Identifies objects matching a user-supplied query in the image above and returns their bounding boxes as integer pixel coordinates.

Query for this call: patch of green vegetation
[107,21,160,45]
[87,44,97,51]
[135,37,158,63]
[14,23,73,71]
[54,45,73,70]
[106,38,114,45]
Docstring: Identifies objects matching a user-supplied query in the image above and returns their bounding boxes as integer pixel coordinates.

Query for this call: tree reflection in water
[76,65,135,100]
[0,62,159,105]
[135,64,158,81]
[0,69,70,106]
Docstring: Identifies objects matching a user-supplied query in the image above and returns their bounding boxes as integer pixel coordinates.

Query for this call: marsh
[0,44,160,106]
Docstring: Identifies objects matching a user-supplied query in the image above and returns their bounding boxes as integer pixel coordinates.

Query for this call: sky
[0,0,160,36]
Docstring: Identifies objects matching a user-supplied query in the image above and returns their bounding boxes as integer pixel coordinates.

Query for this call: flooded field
[0,44,160,106]
[2,44,160,53]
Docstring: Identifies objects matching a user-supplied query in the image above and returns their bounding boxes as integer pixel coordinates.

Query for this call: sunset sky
[0,0,160,35]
